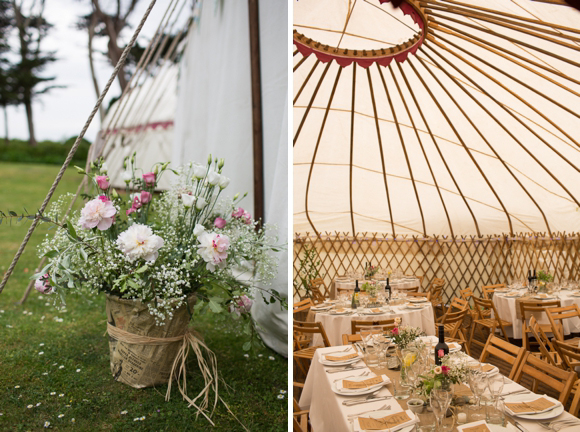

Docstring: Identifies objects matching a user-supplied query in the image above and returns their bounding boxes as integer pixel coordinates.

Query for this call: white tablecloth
[300,345,580,432]
[332,278,420,299]
[312,304,436,346]
[493,290,580,339]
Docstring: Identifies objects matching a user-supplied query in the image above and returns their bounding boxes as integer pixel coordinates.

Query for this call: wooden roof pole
[248,0,264,223]
[305,66,344,237]
[433,31,580,162]
[294,62,332,146]
[367,66,396,236]
[405,59,481,237]
[349,63,357,236]
[423,38,580,209]
[294,59,321,104]
[420,43,553,235]
[414,53,514,235]
[392,61,454,237]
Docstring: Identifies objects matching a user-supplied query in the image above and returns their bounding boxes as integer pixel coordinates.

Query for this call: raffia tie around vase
[105,295,220,424]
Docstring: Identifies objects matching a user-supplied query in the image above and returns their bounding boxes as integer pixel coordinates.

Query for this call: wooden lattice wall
[293,233,579,302]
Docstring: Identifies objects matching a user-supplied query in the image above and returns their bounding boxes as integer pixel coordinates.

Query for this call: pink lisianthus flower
[242,211,252,225]
[142,172,156,187]
[232,208,245,218]
[79,196,117,230]
[231,295,253,316]
[140,191,152,204]
[198,232,230,272]
[132,195,142,209]
[126,207,136,216]
[441,365,450,375]
[34,274,53,294]
[214,217,226,229]
[392,327,399,336]
[96,175,110,190]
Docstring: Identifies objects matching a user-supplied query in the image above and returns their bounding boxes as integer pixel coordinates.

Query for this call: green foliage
[293,243,323,296]
[0,162,288,430]
[0,138,91,165]
[537,270,554,283]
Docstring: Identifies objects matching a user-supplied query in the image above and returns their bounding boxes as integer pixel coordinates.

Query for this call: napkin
[457,420,491,432]
[370,308,382,313]
[324,352,359,362]
[354,410,418,432]
[469,364,495,373]
[504,396,557,415]
[342,374,390,389]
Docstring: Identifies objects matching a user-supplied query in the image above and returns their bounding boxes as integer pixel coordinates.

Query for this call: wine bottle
[353,280,361,308]
[527,270,532,287]
[385,278,391,302]
[434,324,449,365]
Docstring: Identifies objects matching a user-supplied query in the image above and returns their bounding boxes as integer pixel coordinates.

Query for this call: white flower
[277,394,284,399]
[44,421,50,428]
[79,197,116,230]
[280,390,287,394]
[193,224,205,236]
[218,175,230,189]
[58,414,64,418]
[59,365,64,369]
[50,392,56,395]
[39,352,44,355]
[181,194,195,208]
[59,394,64,397]
[116,224,164,263]
[36,403,41,407]
[100,162,108,174]
[27,405,33,409]
[122,171,132,184]
[121,410,128,415]
[14,385,20,389]
[192,164,206,179]
[195,196,207,210]
[39,343,44,346]
[269,356,275,361]
[207,170,220,186]
[76,369,81,373]
[394,317,402,325]
[197,232,230,272]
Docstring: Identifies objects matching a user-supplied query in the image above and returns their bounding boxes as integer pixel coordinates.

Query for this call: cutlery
[539,419,580,431]
[343,396,392,406]
[326,365,366,374]
[325,347,352,355]
[347,404,390,418]
[333,371,370,383]
[501,389,531,397]
[515,421,530,432]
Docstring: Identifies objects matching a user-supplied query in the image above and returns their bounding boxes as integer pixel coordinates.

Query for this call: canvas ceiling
[293,0,580,238]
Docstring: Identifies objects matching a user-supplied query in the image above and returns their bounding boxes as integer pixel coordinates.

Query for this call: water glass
[487,374,504,402]
[430,389,452,432]
[486,398,506,425]
[392,375,411,400]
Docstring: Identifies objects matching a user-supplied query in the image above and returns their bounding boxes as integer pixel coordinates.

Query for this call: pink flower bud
[214,217,226,229]
[140,191,152,204]
[126,207,136,216]
[132,196,142,210]
[98,195,110,203]
[142,172,156,187]
[242,211,252,224]
[34,274,53,294]
[96,175,109,190]
[232,208,245,218]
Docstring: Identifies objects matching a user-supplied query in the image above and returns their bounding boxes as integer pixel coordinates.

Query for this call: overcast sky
[1,0,172,142]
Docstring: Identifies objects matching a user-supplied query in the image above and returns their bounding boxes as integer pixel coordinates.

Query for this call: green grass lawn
[0,162,288,431]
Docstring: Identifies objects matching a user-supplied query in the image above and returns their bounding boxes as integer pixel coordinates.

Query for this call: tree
[0,0,17,143]
[11,0,58,146]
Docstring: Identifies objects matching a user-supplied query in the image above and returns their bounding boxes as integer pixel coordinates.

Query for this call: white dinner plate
[320,352,363,366]
[457,421,518,432]
[531,295,556,300]
[333,375,389,396]
[311,306,332,311]
[408,298,428,303]
[361,309,387,315]
[504,394,564,420]
[330,309,351,315]
[404,304,426,310]
[353,409,417,432]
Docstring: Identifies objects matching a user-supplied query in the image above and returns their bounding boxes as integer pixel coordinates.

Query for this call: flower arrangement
[416,353,471,397]
[33,153,285,349]
[365,263,379,279]
[361,281,378,297]
[537,270,554,283]
[389,321,425,350]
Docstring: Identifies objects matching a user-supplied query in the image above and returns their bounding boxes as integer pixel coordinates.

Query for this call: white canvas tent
[294,0,580,238]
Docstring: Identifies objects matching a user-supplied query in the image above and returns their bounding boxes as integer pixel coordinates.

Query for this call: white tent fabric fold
[294,0,580,237]
[173,0,288,356]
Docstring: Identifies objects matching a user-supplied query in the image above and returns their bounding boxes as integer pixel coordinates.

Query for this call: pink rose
[438,349,444,359]
[392,327,399,336]
[34,274,53,294]
[132,195,142,209]
[242,211,252,225]
[214,217,226,229]
[231,295,253,316]
[142,172,156,187]
[232,207,245,218]
[96,175,109,190]
[79,197,117,230]
[140,191,152,204]
[441,365,450,375]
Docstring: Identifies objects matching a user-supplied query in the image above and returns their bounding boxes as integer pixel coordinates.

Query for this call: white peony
[197,232,230,272]
[116,224,164,263]
[207,170,220,186]
[181,194,195,208]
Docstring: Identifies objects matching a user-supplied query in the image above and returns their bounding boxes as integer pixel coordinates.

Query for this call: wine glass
[468,369,488,420]
[430,388,452,432]
[487,373,504,404]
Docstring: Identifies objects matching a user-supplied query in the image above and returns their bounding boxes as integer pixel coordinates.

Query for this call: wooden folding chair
[546,305,580,344]
[482,283,506,300]
[570,381,580,417]
[293,398,310,432]
[294,298,314,317]
[513,351,576,405]
[459,286,485,322]
[398,286,419,293]
[406,292,429,299]
[439,307,470,355]
[351,319,396,335]
[552,339,580,373]
[342,333,362,345]
[436,296,468,323]
[519,300,561,351]
[428,278,445,317]
[469,297,511,349]
[479,334,525,380]
[293,321,331,379]
[528,316,562,368]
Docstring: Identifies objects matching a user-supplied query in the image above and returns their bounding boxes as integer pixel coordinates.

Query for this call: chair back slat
[293,298,314,314]
[293,320,331,348]
[351,319,395,335]
[546,305,580,341]
[482,284,505,300]
[552,339,580,372]
[479,334,525,380]
[528,316,559,368]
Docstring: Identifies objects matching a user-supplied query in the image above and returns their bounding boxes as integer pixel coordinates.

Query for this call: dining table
[492,289,580,339]
[299,343,580,432]
[308,301,436,346]
[331,278,421,300]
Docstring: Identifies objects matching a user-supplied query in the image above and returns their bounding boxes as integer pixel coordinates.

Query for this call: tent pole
[248,0,264,225]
